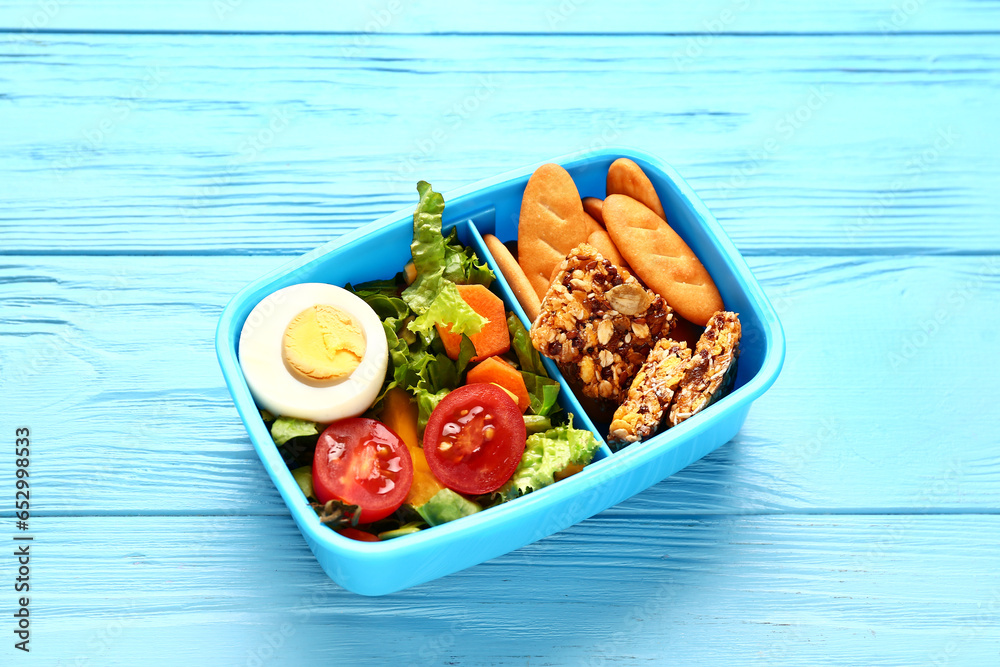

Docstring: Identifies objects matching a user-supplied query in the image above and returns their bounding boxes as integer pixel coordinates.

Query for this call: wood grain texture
[3,11,999,664]
[2,0,1000,34]
[2,255,997,515]
[4,514,999,666]
[1,34,998,254]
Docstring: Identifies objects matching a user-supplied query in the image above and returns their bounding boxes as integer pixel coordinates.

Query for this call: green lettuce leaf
[271,416,319,446]
[416,488,482,526]
[415,387,450,434]
[505,313,561,416]
[358,292,409,321]
[455,335,477,375]
[523,414,552,434]
[402,182,488,337]
[494,417,600,502]
[270,416,323,469]
[408,280,486,341]
[372,311,476,431]
[346,276,403,298]
[346,276,410,323]
[523,373,561,416]
[442,227,492,287]
[408,181,447,277]
[291,466,314,500]
[410,335,475,432]
[507,313,546,375]
[362,318,409,417]
[406,336,474,395]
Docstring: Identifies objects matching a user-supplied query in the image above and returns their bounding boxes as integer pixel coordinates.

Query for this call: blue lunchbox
[216,147,786,595]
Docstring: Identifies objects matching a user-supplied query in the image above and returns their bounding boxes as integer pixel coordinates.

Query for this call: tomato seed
[457,405,483,425]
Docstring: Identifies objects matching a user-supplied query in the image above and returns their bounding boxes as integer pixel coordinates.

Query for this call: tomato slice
[337,527,380,542]
[312,418,413,524]
[423,383,526,495]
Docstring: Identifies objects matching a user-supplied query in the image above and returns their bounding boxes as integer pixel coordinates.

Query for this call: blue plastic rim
[216,147,786,596]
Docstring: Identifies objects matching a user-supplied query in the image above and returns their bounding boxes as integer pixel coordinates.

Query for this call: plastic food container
[216,147,785,596]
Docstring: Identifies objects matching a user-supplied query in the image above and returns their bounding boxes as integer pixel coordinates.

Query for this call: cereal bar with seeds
[668,311,741,427]
[608,338,692,448]
[530,243,674,402]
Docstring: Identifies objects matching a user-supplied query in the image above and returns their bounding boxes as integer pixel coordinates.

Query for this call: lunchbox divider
[461,219,614,460]
[444,205,496,244]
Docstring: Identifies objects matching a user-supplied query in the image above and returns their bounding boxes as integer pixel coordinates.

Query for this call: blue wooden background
[2,1,999,665]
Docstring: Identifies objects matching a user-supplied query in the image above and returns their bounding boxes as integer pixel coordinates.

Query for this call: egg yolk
[282,305,366,385]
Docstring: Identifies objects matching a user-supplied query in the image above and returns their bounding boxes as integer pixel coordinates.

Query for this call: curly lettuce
[442,227,493,287]
[349,279,476,430]
[402,181,491,341]
[493,417,600,502]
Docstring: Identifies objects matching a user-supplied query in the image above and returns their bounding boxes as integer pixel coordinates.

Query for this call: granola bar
[530,243,674,401]
[608,338,692,448]
[668,311,741,427]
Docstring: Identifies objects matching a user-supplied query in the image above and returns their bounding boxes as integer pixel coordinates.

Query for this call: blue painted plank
[1,13,997,666]
[1,34,998,254]
[4,513,999,666]
[2,255,997,515]
[2,0,999,34]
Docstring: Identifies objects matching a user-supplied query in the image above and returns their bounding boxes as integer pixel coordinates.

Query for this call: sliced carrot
[380,387,419,450]
[466,356,530,413]
[378,387,444,507]
[406,447,445,508]
[555,463,585,481]
[435,284,510,362]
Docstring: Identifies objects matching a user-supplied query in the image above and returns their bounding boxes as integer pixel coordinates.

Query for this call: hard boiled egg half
[238,283,388,423]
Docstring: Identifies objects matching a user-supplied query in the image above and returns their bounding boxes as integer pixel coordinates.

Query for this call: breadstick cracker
[517,164,601,300]
[607,158,666,221]
[604,194,723,326]
[586,228,631,274]
[582,197,605,226]
[483,233,541,322]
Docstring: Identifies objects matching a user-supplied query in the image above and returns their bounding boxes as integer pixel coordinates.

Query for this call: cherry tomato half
[312,418,413,524]
[423,383,526,495]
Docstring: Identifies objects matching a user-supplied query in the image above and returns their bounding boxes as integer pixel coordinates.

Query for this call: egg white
[238,283,388,423]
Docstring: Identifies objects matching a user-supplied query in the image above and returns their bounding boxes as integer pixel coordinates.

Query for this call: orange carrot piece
[435,284,510,362]
[378,388,444,507]
[466,356,530,413]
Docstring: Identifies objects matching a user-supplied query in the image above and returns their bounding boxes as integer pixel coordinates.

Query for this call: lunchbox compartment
[467,154,774,449]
